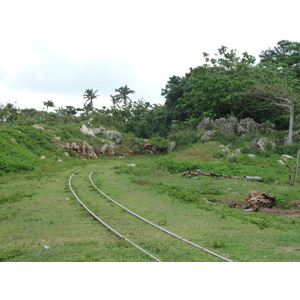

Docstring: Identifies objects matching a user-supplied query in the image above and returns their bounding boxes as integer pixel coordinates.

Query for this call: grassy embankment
[1,125,300,261]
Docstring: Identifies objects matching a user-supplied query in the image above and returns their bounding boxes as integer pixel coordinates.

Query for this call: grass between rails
[1,140,300,261]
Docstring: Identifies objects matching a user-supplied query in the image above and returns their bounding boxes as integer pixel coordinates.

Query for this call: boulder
[237,118,259,135]
[197,117,275,137]
[197,117,215,130]
[200,130,215,140]
[169,142,177,152]
[103,130,123,144]
[80,124,95,137]
[56,141,97,158]
[142,143,165,155]
[91,128,101,135]
[222,117,238,135]
[227,148,241,158]
[100,144,116,156]
[219,145,230,152]
[33,124,45,130]
[248,137,276,151]
[281,154,293,160]
[70,142,97,158]
[244,191,276,211]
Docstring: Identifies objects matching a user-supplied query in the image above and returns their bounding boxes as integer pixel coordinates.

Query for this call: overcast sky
[0,0,299,111]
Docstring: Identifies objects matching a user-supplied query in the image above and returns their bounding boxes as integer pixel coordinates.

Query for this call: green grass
[1,131,300,261]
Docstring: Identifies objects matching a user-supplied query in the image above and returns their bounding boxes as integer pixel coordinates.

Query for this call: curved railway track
[69,171,161,262]
[89,171,233,262]
[69,170,233,262]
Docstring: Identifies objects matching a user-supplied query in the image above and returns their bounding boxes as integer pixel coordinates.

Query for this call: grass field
[1,141,300,262]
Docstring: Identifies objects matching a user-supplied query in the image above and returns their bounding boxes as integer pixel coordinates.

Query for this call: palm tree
[43,100,55,111]
[114,85,135,107]
[83,89,99,113]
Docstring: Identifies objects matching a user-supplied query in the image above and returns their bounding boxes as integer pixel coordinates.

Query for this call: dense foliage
[1,40,299,140]
[163,42,300,130]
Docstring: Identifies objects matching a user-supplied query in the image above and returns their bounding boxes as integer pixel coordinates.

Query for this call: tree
[43,100,55,111]
[161,75,190,124]
[176,47,258,123]
[55,106,80,117]
[114,85,135,107]
[245,76,300,145]
[83,89,99,113]
[0,102,19,122]
[259,40,300,79]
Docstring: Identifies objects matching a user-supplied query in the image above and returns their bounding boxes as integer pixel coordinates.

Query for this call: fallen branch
[181,169,263,182]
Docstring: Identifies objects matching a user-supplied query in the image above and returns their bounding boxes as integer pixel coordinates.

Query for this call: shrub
[168,129,198,147]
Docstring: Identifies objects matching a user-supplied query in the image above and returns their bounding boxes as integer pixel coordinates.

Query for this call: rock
[33,124,45,130]
[71,142,97,158]
[200,130,215,140]
[143,143,156,155]
[244,191,276,211]
[278,160,285,165]
[100,144,116,156]
[219,145,230,152]
[91,128,101,135]
[80,124,95,137]
[40,156,46,160]
[197,117,215,130]
[57,141,97,158]
[237,118,259,135]
[222,117,238,135]
[227,148,241,158]
[248,154,256,159]
[63,152,69,157]
[103,130,123,144]
[282,155,293,160]
[142,143,166,155]
[197,117,275,137]
[125,149,136,156]
[248,137,276,151]
[52,136,61,142]
[169,142,177,152]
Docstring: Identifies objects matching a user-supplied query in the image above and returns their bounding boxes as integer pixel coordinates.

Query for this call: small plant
[211,239,226,248]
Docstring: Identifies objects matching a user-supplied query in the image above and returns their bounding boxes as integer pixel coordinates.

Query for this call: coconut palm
[83,89,99,113]
[114,85,135,107]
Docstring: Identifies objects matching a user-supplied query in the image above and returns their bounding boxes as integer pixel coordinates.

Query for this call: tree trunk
[286,104,294,145]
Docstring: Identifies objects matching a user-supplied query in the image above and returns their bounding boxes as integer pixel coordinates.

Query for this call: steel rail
[89,171,234,262]
[69,171,161,262]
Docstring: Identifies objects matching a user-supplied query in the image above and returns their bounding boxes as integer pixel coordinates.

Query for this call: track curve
[69,170,161,262]
[89,171,233,262]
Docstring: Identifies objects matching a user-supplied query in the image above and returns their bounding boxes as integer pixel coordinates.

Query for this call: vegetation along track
[69,171,161,262]
[69,169,233,262]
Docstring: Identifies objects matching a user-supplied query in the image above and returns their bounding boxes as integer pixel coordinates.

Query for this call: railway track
[69,170,233,262]
[69,171,161,262]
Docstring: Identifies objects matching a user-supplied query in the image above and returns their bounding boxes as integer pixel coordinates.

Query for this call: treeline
[163,41,300,131]
[1,40,300,141]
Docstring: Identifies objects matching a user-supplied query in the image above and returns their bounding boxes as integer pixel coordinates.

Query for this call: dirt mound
[244,191,276,211]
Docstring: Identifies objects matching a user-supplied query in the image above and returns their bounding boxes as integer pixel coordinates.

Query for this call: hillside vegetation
[1,118,300,261]
[1,40,300,261]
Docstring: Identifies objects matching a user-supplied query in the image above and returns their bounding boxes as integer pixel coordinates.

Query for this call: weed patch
[0,192,34,206]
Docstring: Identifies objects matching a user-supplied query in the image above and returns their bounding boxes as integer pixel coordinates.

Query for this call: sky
[0,0,299,111]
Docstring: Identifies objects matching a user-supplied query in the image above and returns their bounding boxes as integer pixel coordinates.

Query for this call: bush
[168,129,198,147]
